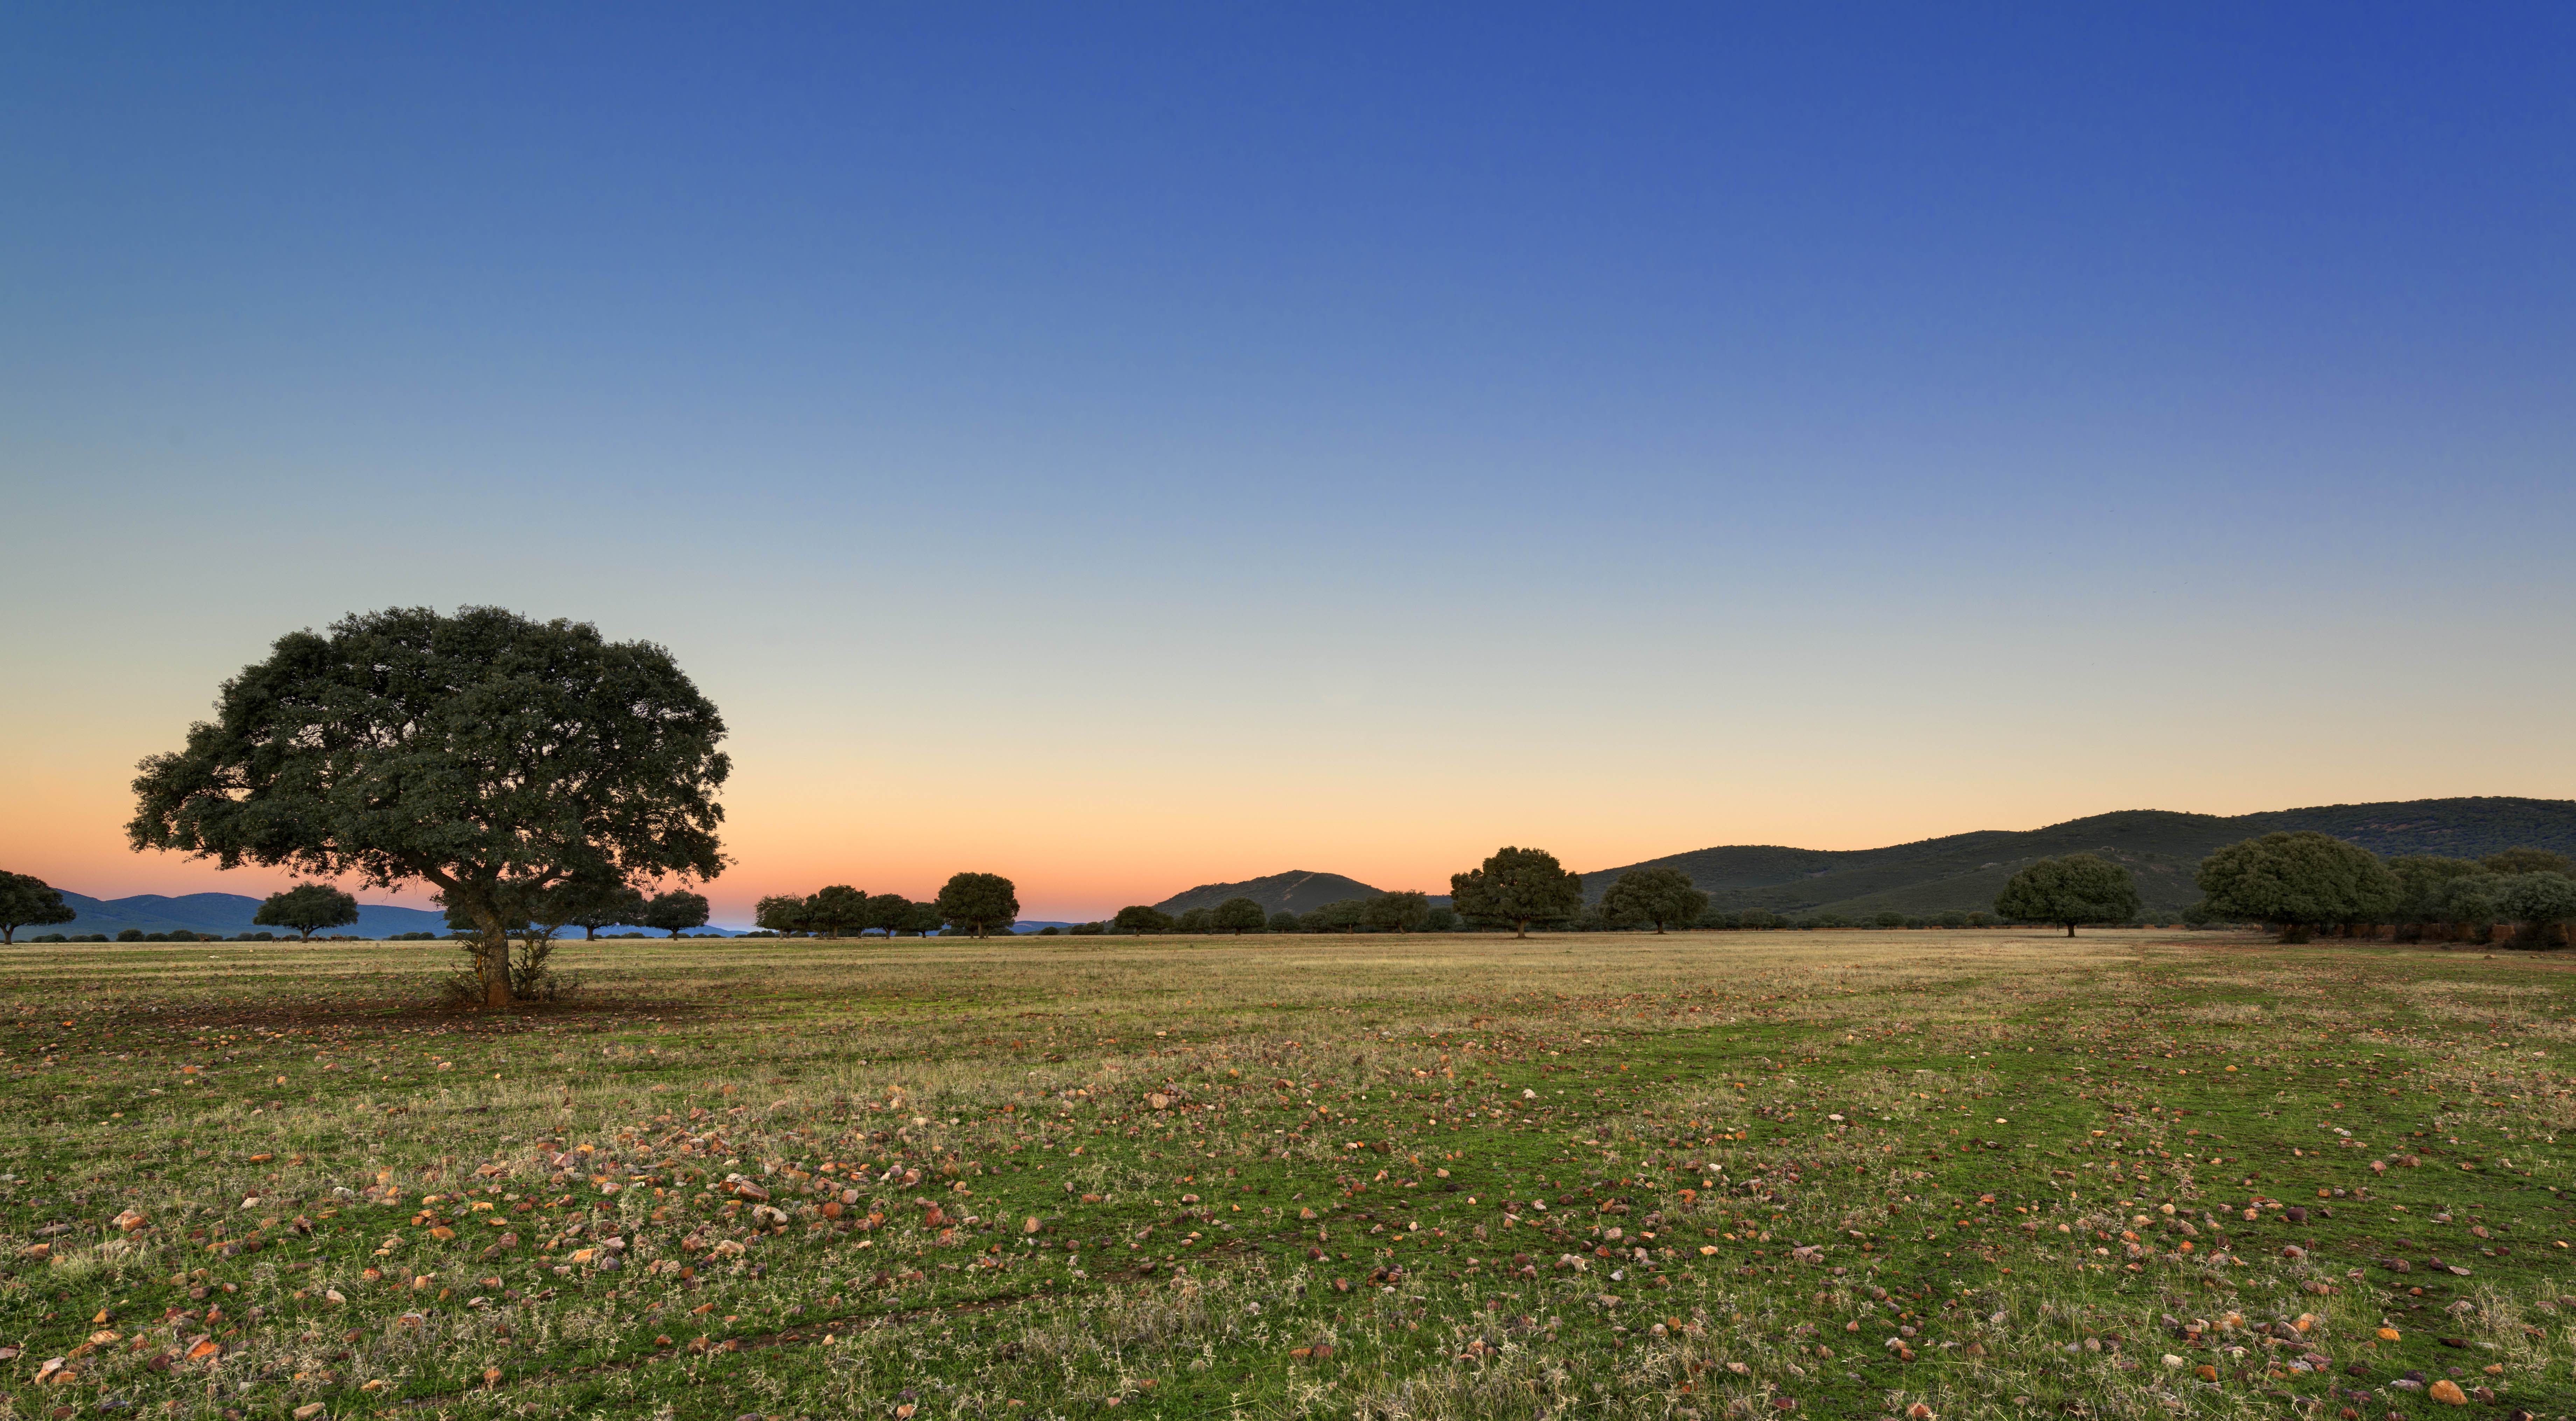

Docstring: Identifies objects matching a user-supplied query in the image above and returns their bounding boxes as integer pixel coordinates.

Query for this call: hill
[33,891,455,939]
[1152,870,1384,917]
[1578,796,2576,919]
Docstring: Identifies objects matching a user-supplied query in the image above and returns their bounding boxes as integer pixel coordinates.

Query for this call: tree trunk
[2066,923,2076,938]
[1514,918,1528,939]
[457,891,514,1007]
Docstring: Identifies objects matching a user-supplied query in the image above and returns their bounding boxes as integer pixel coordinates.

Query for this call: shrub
[30,933,67,943]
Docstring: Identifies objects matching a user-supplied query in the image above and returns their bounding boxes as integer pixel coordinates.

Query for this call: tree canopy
[2484,848,2575,877]
[1363,890,1431,933]
[1991,854,2141,937]
[126,606,727,1005]
[1450,846,1583,938]
[0,872,77,945]
[643,890,712,938]
[1211,897,1267,934]
[936,872,1018,937]
[564,881,649,940]
[754,894,811,936]
[2494,872,2576,947]
[864,893,915,938]
[1112,905,1171,935]
[804,884,869,938]
[252,883,360,941]
[1599,867,1709,934]
[2195,831,2397,942]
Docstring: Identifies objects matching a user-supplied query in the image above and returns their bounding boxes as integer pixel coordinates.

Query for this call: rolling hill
[1578,796,2576,919]
[1152,870,1384,917]
[29,891,454,939]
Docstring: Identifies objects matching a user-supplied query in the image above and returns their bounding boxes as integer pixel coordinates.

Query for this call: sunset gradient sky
[5,6,2572,923]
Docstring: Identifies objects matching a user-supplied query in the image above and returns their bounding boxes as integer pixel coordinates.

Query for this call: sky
[3,4,2572,924]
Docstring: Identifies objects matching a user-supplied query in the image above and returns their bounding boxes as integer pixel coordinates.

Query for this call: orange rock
[2427,1379,2468,1405]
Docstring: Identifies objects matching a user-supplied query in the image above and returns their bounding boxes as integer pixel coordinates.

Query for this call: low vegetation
[6,929,2576,1419]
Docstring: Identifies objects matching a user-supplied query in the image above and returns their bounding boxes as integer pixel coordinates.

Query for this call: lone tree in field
[1113,905,1172,935]
[126,607,728,1007]
[1991,854,2141,937]
[0,872,77,945]
[1599,867,1709,934]
[2195,831,2396,943]
[252,883,360,942]
[936,872,1018,938]
[1451,846,1583,939]
[1212,896,1267,934]
[863,892,915,938]
[644,889,712,938]
[566,882,649,940]
[1364,890,1432,933]
[753,894,811,936]
[803,884,869,938]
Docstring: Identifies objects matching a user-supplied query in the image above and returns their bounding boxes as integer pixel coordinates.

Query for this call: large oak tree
[1450,846,1583,938]
[1992,854,2141,937]
[2195,831,2395,943]
[936,872,1018,938]
[127,607,728,1005]
[1598,867,1709,934]
[0,872,77,945]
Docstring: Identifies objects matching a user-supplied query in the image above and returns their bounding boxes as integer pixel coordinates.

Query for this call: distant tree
[1871,910,1909,928]
[2195,832,2397,943]
[1936,910,1969,929]
[1423,905,1462,932]
[1598,868,1709,934]
[2494,872,2576,948]
[934,872,1019,938]
[125,606,728,1007]
[252,882,361,942]
[2386,856,2488,940]
[643,890,712,939]
[901,901,945,937]
[567,883,650,940]
[1114,905,1173,935]
[1993,854,2143,937]
[1450,846,1584,939]
[0,871,78,945]
[803,884,869,939]
[1266,910,1302,933]
[863,892,914,938]
[1212,897,1268,934]
[1363,890,1432,933]
[1174,906,1216,933]
[753,894,811,936]
[1304,898,1368,933]
[2484,848,2575,877]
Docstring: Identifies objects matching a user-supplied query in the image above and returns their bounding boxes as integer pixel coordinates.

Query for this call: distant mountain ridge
[23,889,749,939]
[1153,870,1384,917]
[30,891,454,939]
[1578,796,2576,919]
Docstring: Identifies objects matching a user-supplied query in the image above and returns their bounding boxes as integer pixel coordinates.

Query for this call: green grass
[4,929,2576,1420]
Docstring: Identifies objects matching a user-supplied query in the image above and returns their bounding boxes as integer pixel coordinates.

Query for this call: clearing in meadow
[5,928,2576,1420]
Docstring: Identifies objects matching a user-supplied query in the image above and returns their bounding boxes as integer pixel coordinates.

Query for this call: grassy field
[5,928,2576,1421]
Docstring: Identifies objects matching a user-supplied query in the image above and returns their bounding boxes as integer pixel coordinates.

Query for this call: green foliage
[0,871,77,945]
[1174,906,1215,933]
[1211,896,1267,934]
[2386,856,2488,926]
[802,884,869,938]
[1265,910,1301,932]
[1362,889,1431,933]
[2195,831,2398,942]
[1992,854,2142,937]
[1301,898,1367,932]
[1450,846,1583,938]
[1112,905,1172,935]
[251,882,360,942]
[2484,847,2574,876]
[934,872,1018,938]
[754,894,811,936]
[1599,867,1709,933]
[2493,872,2576,947]
[864,893,915,938]
[1422,904,1461,932]
[562,881,649,939]
[125,605,728,1006]
[642,889,711,938]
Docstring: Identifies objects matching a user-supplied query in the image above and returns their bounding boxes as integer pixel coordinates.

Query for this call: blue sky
[4,4,2571,918]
